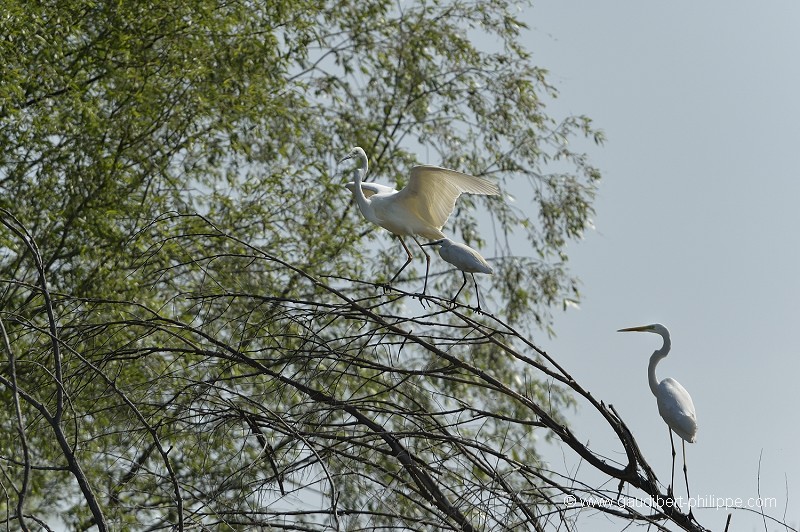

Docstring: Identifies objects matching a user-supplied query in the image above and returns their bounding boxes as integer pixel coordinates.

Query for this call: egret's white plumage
[422,238,492,310]
[654,377,696,443]
[618,323,697,508]
[339,147,499,292]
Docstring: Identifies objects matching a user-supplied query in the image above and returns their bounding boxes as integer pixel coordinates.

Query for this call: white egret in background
[339,146,499,293]
[421,238,493,310]
[618,323,697,512]
[345,181,397,198]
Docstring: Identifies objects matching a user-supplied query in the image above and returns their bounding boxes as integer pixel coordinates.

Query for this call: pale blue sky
[526,1,800,529]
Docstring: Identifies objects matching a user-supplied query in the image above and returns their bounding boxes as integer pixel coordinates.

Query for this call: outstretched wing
[393,165,500,230]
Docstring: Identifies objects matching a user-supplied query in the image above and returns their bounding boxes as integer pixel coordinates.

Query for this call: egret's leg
[388,236,414,286]
[668,429,676,498]
[411,237,431,295]
[471,273,483,311]
[451,271,468,302]
[682,440,694,520]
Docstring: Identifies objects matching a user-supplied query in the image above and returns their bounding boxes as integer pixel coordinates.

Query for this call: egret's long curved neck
[647,331,671,396]
[351,151,371,212]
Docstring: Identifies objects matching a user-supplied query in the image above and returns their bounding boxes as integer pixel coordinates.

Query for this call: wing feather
[393,165,500,231]
[657,378,698,443]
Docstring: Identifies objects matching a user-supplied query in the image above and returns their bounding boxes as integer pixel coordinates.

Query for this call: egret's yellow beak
[617,325,653,333]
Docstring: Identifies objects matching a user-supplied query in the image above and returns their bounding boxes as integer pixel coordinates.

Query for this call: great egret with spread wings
[339,147,499,293]
[618,323,697,512]
[421,238,493,311]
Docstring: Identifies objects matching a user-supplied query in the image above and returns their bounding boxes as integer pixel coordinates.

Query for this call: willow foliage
[0,0,608,529]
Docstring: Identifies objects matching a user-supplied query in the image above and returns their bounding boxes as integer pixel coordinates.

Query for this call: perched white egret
[618,323,697,507]
[421,238,493,310]
[339,146,499,293]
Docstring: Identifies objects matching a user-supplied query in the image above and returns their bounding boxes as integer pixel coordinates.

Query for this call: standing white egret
[421,238,493,310]
[618,323,697,510]
[339,147,499,293]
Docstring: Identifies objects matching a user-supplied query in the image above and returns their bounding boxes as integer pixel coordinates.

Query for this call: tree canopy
[0,1,729,531]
